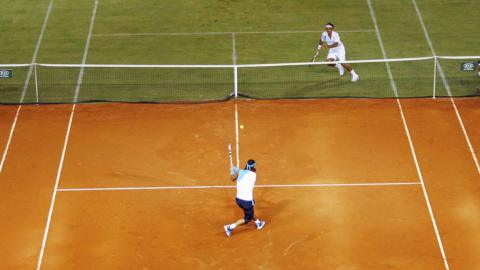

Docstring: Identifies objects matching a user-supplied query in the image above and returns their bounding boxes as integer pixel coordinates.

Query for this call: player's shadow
[254,188,290,224]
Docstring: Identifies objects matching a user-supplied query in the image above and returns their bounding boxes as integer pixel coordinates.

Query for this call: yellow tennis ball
[240,124,244,129]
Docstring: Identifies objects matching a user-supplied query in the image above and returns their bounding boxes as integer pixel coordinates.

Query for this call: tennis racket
[310,50,320,67]
[228,144,233,170]
[311,50,319,62]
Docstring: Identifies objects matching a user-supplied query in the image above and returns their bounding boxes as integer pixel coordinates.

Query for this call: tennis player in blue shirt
[224,159,266,237]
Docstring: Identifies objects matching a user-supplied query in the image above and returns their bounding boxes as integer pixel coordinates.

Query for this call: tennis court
[1,0,479,269]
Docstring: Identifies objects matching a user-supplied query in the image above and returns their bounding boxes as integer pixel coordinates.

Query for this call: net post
[233,65,238,98]
[432,56,437,99]
[34,63,39,104]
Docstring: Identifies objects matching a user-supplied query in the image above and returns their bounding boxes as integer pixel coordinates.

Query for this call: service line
[92,29,375,37]
[58,181,421,192]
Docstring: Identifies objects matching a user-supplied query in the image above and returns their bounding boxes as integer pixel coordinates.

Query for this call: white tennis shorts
[327,47,346,63]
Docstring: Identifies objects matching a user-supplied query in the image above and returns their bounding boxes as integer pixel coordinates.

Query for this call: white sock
[229,223,237,229]
[350,70,357,76]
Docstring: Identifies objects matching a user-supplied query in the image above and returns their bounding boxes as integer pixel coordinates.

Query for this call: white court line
[234,103,240,168]
[366,0,398,96]
[231,33,240,167]
[36,1,99,269]
[58,182,421,192]
[412,0,479,176]
[367,1,449,269]
[232,32,239,96]
[232,32,237,65]
[0,0,53,173]
[92,29,375,37]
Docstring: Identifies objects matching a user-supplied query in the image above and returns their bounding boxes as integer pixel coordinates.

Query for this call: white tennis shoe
[351,73,359,82]
[224,225,232,237]
[255,219,266,230]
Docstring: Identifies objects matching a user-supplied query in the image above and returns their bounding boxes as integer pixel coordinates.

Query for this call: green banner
[0,69,13,78]
[460,62,476,71]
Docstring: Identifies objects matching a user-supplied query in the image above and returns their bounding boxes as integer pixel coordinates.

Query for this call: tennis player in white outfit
[313,22,359,82]
[224,159,266,237]
[477,61,480,91]
[478,61,480,77]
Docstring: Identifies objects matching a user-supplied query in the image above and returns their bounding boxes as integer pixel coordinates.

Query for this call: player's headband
[325,25,333,29]
[246,161,256,170]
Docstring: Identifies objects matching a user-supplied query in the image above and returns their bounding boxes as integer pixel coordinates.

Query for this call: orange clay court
[0,98,479,269]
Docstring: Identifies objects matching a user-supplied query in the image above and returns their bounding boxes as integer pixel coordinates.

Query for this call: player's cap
[246,159,256,170]
[325,22,334,28]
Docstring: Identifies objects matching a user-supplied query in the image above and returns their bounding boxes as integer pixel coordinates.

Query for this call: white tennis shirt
[321,31,344,53]
[236,170,256,201]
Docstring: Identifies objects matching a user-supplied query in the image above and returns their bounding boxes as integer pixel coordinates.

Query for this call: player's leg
[224,219,243,237]
[335,55,345,76]
[224,218,245,237]
[224,198,252,237]
[326,51,336,67]
[242,204,266,230]
[338,48,352,72]
[230,218,246,229]
[326,58,336,67]
[251,200,266,229]
[341,63,352,72]
[339,48,359,82]
[328,51,345,76]
[346,65,359,82]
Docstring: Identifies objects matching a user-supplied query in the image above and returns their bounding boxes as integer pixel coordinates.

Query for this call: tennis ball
[240,124,244,129]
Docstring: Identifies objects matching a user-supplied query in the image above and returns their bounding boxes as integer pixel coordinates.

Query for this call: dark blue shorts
[236,197,255,223]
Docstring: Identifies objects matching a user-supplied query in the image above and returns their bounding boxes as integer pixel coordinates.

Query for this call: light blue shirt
[236,169,256,201]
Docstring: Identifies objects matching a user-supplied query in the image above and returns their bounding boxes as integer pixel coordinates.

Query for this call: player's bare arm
[230,166,239,181]
[318,39,324,49]
[230,172,239,181]
[327,42,339,49]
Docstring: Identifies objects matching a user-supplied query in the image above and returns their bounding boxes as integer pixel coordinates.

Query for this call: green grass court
[0,0,479,103]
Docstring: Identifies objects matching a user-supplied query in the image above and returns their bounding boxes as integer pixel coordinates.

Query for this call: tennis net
[0,56,478,104]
